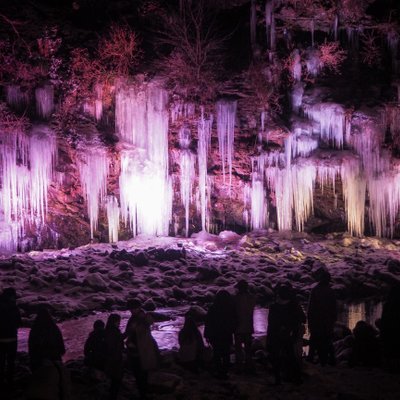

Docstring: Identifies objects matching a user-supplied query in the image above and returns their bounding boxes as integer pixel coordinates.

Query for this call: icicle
[77,146,109,240]
[291,134,318,158]
[304,102,346,148]
[305,48,322,77]
[197,107,213,231]
[29,125,57,224]
[243,183,251,229]
[35,84,54,118]
[341,158,366,237]
[216,100,237,194]
[5,85,29,110]
[266,163,316,232]
[116,80,172,237]
[106,195,120,243]
[333,15,339,41]
[250,0,257,57]
[368,173,400,238]
[250,156,268,229]
[265,0,275,51]
[291,49,302,82]
[387,30,399,72]
[0,126,56,251]
[310,19,315,47]
[291,82,304,113]
[179,127,195,237]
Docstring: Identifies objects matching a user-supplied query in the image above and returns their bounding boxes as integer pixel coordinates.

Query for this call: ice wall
[116,81,172,237]
[106,195,120,243]
[0,126,56,251]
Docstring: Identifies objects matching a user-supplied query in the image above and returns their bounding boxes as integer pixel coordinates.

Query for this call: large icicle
[341,158,366,237]
[0,126,56,251]
[116,80,172,236]
[77,145,109,240]
[265,0,276,51]
[250,156,268,229]
[35,84,54,118]
[106,195,120,243]
[304,103,346,148]
[197,107,213,231]
[216,100,237,194]
[6,85,29,110]
[179,127,195,236]
[29,126,57,224]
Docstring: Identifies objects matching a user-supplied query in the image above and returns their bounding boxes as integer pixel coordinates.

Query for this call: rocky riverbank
[1,231,399,323]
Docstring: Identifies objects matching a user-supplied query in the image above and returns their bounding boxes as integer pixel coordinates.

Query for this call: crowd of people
[0,266,400,400]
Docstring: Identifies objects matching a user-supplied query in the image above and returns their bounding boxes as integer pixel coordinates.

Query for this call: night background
[1,1,400,399]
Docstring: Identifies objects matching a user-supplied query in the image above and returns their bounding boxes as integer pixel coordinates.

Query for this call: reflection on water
[18,301,382,362]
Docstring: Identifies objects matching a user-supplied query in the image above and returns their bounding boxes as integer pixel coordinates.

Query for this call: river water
[18,301,382,362]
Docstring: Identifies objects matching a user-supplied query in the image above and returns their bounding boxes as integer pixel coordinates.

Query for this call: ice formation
[179,127,195,236]
[305,49,322,77]
[6,85,29,109]
[116,81,172,236]
[291,49,302,82]
[77,145,109,239]
[304,103,346,148]
[250,157,268,229]
[265,0,276,51]
[106,195,120,243]
[216,100,237,193]
[35,84,54,118]
[197,107,213,231]
[170,101,195,124]
[291,82,304,113]
[83,83,104,121]
[0,126,56,251]
[341,158,366,237]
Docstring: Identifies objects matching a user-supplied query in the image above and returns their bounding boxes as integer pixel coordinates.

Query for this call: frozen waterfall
[216,100,237,194]
[116,81,172,237]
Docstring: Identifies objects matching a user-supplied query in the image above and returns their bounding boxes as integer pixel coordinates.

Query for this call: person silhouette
[0,287,21,386]
[380,284,400,371]
[307,266,337,366]
[104,314,124,400]
[267,283,305,385]
[125,299,159,399]
[84,319,106,373]
[28,306,65,372]
[204,290,237,379]
[178,312,205,372]
[233,280,255,371]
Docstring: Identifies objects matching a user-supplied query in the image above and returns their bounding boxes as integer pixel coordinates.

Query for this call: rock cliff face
[0,0,400,251]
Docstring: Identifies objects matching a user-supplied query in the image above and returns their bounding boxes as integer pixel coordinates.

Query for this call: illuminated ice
[216,100,237,194]
[35,84,54,118]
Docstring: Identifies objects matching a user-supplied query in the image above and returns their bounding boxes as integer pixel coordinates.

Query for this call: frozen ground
[1,230,399,322]
[2,230,400,399]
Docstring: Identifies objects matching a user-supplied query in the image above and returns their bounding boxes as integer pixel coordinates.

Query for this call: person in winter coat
[84,319,106,371]
[267,284,305,385]
[125,299,159,399]
[204,290,237,379]
[28,307,65,372]
[307,266,337,366]
[0,287,21,386]
[178,312,205,371]
[380,284,400,371]
[104,314,124,400]
[233,280,255,369]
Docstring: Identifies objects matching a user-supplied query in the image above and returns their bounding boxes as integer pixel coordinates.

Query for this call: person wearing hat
[234,279,255,371]
[125,299,159,399]
[307,266,337,366]
[0,287,21,386]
